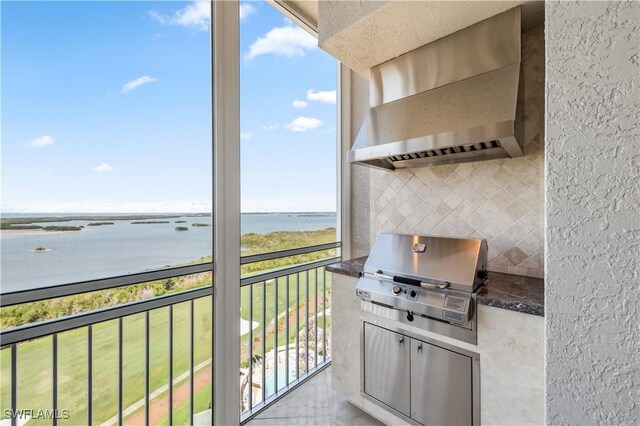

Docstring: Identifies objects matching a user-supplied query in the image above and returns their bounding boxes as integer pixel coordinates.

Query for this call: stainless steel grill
[356,234,488,342]
[357,234,486,425]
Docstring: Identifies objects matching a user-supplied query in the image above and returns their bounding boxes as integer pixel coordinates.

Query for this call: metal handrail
[240,257,340,287]
[0,241,341,307]
[0,255,337,424]
[0,262,213,307]
[240,241,340,265]
[0,286,213,346]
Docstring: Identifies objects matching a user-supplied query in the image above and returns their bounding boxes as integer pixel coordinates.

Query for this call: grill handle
[420,281,450,290]
[373,271,450,289]
[393,275,421,286]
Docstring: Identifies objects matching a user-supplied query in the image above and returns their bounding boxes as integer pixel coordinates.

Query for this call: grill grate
[388,140,502,162]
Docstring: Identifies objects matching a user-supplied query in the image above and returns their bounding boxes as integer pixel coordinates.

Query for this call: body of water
[0,213,336,293]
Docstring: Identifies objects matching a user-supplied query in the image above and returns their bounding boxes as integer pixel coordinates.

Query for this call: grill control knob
[409,290,417,298]
[392,285,402,295]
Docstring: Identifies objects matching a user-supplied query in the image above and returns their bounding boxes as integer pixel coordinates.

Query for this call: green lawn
[240,267,332,355]
[0,298,212,425]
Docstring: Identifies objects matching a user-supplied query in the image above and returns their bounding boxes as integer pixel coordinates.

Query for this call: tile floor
[246,367,383,426]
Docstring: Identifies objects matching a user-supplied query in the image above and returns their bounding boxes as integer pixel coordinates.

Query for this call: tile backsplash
[369,28,544,278]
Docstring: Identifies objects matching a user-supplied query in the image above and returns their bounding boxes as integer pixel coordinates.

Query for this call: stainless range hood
[348,7,524,171]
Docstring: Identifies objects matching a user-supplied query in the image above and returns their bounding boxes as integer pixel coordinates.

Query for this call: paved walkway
[101,358,212,426]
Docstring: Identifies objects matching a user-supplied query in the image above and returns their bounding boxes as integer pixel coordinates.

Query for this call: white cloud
[262,124,279,131]
[122,76,158,94]
[246,26,316,60]
[93,162,114,173]
[306,89,336,104]
[292,99,308,109]
[240,3,256,20]
[285,116,322,132]
[28,135,55,148]
[149,0,210,32]
[240,132,252,141]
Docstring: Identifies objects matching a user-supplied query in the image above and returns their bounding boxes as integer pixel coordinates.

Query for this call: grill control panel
[391,284,420,301]
[445,296,467,311]
[443,310,466,324]
[355,276,473,330]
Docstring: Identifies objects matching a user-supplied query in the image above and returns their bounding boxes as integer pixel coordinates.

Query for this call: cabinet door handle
[397,336,405,346]
[417,343,423,353]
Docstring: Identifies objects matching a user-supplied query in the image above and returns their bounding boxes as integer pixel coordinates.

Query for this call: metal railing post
[323,270,327,363]
[145,311,150,426]
[53,334,58,426]
[314,268,318,369]
[305,270,309,374]
[169,306,174,426]
[261,281,266,404]
[248,287,253,410]
[190,300,194,426]
[285,276,290,387]
[118,318,123,425]
[88,326,92,425]
[274,277,279,394]
[11,344,17,426]
[295,274,300,380]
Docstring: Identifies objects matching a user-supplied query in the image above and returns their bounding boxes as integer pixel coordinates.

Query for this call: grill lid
[364,234,488,293]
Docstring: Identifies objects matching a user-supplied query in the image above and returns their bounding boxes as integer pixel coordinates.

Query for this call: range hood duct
[348,7,524,171]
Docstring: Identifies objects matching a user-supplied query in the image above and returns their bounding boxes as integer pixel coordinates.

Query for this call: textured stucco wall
[318,0,526,76]
[546,1,640,424]
[368,28,545,278]
[349,71,371,258]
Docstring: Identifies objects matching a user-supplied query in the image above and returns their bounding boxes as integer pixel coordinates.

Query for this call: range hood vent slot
[388,141,501,162]
[348,7,524,171]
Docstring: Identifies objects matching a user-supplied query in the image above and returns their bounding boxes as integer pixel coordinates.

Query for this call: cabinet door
[363,323,411,417]
[410,338,473,425]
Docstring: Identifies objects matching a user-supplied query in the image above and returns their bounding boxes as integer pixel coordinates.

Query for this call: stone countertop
[476,272,544,317]
[325,256,368,278]
[326,256,544,317]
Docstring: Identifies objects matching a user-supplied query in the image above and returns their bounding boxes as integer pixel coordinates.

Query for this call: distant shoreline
[1,229,69,236]
[0,212,337,233]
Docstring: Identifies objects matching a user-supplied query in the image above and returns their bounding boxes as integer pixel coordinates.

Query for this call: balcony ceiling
[281,0,319,30]
[316,0,544,77]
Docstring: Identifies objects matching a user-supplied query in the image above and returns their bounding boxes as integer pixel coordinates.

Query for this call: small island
[175,226,189,232]
[1,224,43,230]
[175,220,187,223]
[33,247,51,252]
[87,222,114,226]
[42,226,82,232]
[1,224,82,232]
[192,223,210,227]
[131,221,171,225]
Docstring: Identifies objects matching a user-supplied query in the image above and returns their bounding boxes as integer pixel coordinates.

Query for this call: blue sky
[1,1,336,213]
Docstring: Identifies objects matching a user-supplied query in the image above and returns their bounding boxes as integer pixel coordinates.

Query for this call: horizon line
[0,211,337,215]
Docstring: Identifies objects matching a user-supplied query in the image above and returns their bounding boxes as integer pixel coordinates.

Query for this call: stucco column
[545,1,640,423]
